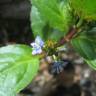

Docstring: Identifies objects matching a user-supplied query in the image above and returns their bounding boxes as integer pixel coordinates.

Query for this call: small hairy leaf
[71,28,96,69]
[0,44,39,96]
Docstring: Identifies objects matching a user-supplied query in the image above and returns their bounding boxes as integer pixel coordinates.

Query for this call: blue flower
[31,36,44,55]
[35,36,44,47]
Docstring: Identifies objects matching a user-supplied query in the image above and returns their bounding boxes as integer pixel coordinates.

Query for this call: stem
[56,18,84,47]
[53,55,57,61]
[56,26,77,47]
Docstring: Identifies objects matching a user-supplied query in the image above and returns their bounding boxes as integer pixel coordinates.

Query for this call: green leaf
[31,5,65,41]
[31,0,74,41]
[32,0,65,31]
[31,6,46,38]
[70,0,96,20]
[71,28,96,69]
[0,44,39,96]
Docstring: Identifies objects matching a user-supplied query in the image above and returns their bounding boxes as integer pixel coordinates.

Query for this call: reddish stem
[57,26,77,47]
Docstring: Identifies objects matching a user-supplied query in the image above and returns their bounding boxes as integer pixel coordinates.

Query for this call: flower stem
[56,26,77,47]
[56,18,83,47]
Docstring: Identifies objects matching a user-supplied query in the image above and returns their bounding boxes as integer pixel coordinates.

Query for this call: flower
[51,61,64,74]
[35,36,44,47]
[50,61,68,75]
[31,36,44,55]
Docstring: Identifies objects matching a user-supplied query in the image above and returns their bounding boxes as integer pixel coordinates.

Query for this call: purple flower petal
[35,36,44,47]
[31,36,44,55]
[32,48,42,55]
